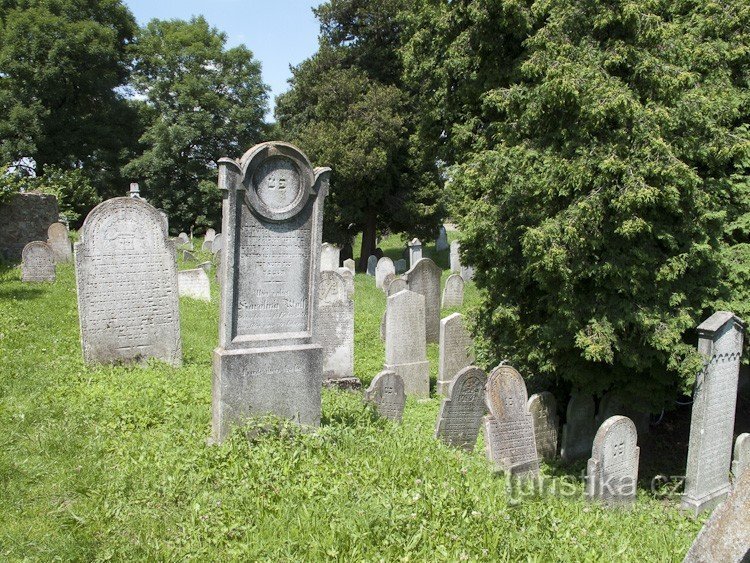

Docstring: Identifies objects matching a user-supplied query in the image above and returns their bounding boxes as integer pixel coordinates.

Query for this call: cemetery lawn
[0,234,704,561]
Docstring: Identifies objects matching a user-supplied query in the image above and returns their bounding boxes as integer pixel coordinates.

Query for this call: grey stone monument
[386,276,407,296]
[585,415,640,506]
[375,256,395,290]
[178,268,211,301]
[683,465,750,563]
[394,258,407,274]
[528,392,559,461]
[682,311,745,515]
[21,241,56,282]
[364,370,406,422]
[382,272,396,292]
[450,240,461,273]
[205,228,216,243]
[343,258,355,274]
[211,233,223,254]
[560,392,597,462]
[483,364,540,477]
[212,142,329,442]
[201,239,212,252]
[0,192,58,261]
[176,232,190,245]
[318,270,354,381]
[732,433,749,479]
[408,238,422,268]
[366,254,377,276]
[320,242,340,271]
[405,258,441,343]
[384,289,430,397]
[441,273,464,309]
[435,366,487,451]
[336,266,355,299]
[75,197,181,366]
[436,226,449,252]
[47,222,72,263]
[437,313,474,396]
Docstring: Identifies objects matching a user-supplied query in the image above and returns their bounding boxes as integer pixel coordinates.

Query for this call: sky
[123,0,322,120]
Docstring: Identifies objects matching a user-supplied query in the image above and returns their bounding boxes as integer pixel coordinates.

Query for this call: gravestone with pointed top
[75,197,181,366]
[178,268,211,301]
[320,243,340,271]
[435,366,487,451]
[560,392,597,462]
[682,311,745,515]
[408,238,422,269]
[375,256,395,289]
[211,141,330,442]
[405,258,441,343]
[384,289,429,397]
[46,222,72,263]
[483,364,539,477]
[528,392,559,461]
[585,415,639,505]
[318,270,354,381]
[441,273,464,309]
[732,433,749,478]
[21,241,56,282]
[437,313,474,395]
[365,370,406,422]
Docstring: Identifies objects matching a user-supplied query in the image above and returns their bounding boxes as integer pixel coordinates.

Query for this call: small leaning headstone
[585,415,640,506]
[46,222,72,263]
[437,312,474,395]
[21,241,56,282]
[733,433,749,478]
[375,256,395,289]
[560,392,597,462]
[435,366,487,451]
[177,268,211,301]
[211,233,223,254]
[528,391,559,461]
[204,228,216,243]
[365,370,406,422]
[441,273,464,309]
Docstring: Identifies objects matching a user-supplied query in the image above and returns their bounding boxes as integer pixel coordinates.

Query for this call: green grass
[0,234,702,561]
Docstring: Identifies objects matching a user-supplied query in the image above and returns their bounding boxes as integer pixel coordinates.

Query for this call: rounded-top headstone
[386,276,407,296]
[486,364,529,419]
[435,365,487,451]
[442,273,465,308]
[47,222,72,263]
[343,258,355,274]
[21,241,56,282]
[211,233,223,254]
[528,391,559,461]
[366,254,377,276]
[586,415,639,505]
[375,256,395,289]
[364,370,406,422]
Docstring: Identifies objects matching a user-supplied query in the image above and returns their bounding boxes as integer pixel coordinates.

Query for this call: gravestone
[318,270,354,381]
[129,182,144,200]
[436,226,449,252]
[366,255,377,276]
[211,233,223,254]
[435,366,487,451]
[46,222,72,263]
[560,392,597,462]
[405,258,441,343]
[483,364,539,477]
[364,370,406,422]
[0,192,58,261]
[386,276,407,296]
[178,268,211,301]
[528,392,559,461]
[384,289,430,397]
[437,313,474,395]
[176,232,190,245]
[212,142,329,442]
[733,433,749,478]
[337,267,355,299]
[205,228,216,243]
[682,311,745,515]
[408,238,422,268]
[585,415,640,505]
[450,241,461,273]
[394,258,407,274]
[201,239,212,252]
[181,250,196,262]
[21,241,56,282]
[343,258,355,274]
[441,273,464,309]
[75,197,181,366]
[382,272,396,292]
[375,256,395,289]
[199,261,212,274]
[320,243,340,271]
[683,466,750,563]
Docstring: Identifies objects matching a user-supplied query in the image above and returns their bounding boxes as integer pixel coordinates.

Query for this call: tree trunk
[358,210,377,272]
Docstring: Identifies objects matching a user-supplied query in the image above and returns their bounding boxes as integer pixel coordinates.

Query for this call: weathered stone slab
[528,392,559,461]
[450,240,461,273]
[483,364,539,477]
[560,392,597,462]
[366,254,377,276]
[178,268,211,301]
[21,241,55,282]
[318,270,354,380]
[405,258,441,343]
[181,250,196,262]
[435,366,486,451]
[0,192,58,261]
[176,232,190,245]
[211,233,223,254]
[441,273,464,309]
[683,464,750,563]
[732,433,749,478]
[205,228,216,243]
[436,226,449,252]
[375,256,395,289]
[46,222,72,263]
[201,239,212,252]
[320,242,340,271]
[365,370,406,422]
[437,313,474,395]
[343,258,355,274]
[585,416,640,505]
[682,312,745,515]
[75,197,181,366]
[336,267,355,299]
[212,142,329,442]
[394,258,407,274]
[386,276,407,296]
[408,238,422,269]
[384,289,429,397]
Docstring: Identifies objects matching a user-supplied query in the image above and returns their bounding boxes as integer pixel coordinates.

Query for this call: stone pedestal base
[681,486,731,516]
[211,344,322,443]
[385,361,429,397]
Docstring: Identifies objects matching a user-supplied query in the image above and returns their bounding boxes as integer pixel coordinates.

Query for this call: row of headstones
[19,221,73,282]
